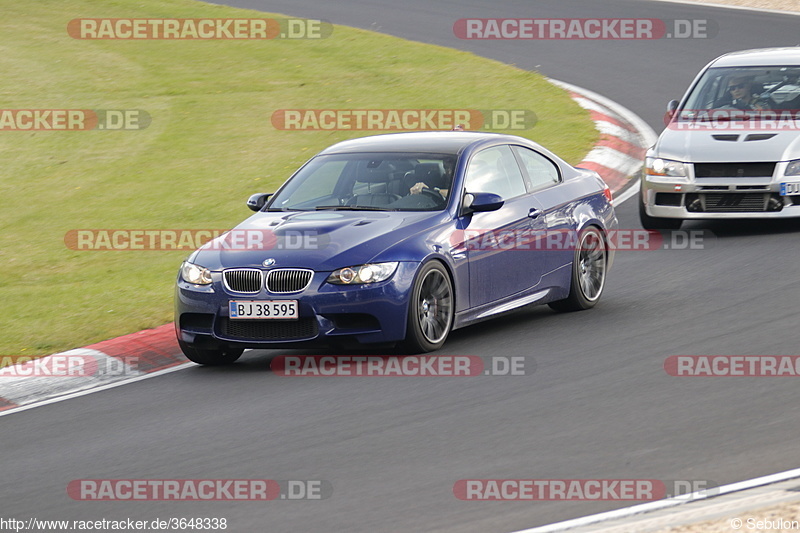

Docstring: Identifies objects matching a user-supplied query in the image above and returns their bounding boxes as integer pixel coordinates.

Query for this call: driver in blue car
[409,157,455,199]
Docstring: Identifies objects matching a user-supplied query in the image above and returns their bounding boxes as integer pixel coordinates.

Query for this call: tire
[179,340,243,366]
[549,226,607,313]
[402,261,454,353]
[639,190,683,230]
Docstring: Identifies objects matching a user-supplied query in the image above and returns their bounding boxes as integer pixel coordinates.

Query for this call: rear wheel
[178,340,243,366]
[403,261,454,353]
[639,190,683,230]
[549,226,607,312]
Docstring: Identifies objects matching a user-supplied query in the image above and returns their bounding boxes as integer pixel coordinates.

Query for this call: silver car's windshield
[679,66,800,120]
[267,152,456,211]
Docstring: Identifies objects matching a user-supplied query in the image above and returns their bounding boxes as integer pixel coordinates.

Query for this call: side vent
[744,134,777,142]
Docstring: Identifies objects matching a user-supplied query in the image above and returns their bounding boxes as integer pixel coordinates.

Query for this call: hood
[190,210,437,271]
[656,128,800,163]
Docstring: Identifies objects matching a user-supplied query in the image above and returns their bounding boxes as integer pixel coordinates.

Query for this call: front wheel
[179,340,243,366]
[402,261,454,353]
[549,226,607,312]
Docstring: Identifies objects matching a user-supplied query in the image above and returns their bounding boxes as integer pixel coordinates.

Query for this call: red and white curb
[0,324,187,413]
[549,78,657,198]
[0,83,655,415]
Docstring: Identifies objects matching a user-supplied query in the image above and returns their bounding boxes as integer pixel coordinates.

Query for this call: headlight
[181,261,213,285]
[327,262,399,285]
[786,160,800,176]
[645,157,688,178]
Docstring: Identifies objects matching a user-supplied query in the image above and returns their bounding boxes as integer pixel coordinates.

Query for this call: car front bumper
[175,262,419,349]
[641,177,800,219]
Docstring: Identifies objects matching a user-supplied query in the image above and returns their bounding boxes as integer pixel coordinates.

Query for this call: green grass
[0,0,597,356]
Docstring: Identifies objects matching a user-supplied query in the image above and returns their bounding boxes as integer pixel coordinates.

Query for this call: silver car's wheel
[403,261,453,352]
[549,226,607,312]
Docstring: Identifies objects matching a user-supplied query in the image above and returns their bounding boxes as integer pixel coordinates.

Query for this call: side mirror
[666,100,679,119]
[463,192,504,214]
[247,193,272,212]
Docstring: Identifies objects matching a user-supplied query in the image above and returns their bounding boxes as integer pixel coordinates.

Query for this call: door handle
[527,208,542,219]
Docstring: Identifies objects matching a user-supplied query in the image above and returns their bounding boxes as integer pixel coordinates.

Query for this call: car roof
[709,47,800,68]
[317,131,542,155]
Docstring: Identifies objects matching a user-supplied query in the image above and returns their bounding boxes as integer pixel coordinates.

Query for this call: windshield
[679,66,800,120]
[267,152,457,211]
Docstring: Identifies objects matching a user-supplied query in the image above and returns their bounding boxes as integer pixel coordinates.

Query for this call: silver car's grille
[694,162,775,178]
[223,269,262,293]
[703,193,769,212]
[266,268,313,293]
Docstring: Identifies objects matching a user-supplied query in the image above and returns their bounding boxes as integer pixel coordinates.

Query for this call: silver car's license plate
[780,182,800,196]
[229,300,298,320]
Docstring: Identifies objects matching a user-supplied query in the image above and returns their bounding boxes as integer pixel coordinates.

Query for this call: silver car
[640,47,800,229]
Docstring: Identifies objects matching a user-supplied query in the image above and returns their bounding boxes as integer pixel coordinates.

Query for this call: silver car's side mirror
[666,99,679,119]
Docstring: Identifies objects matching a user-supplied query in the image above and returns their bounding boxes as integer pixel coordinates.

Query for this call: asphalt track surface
[3,1,800,532]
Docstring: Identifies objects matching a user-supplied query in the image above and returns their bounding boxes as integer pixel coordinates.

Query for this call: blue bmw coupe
[175,132,617,364]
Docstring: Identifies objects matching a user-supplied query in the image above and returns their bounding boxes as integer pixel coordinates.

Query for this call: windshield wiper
[315,205,396,211]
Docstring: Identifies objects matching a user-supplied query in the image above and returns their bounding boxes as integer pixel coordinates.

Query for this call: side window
[464,145,527,199]
[513,146,560,190]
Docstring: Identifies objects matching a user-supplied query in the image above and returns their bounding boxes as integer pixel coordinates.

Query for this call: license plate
[780,182,800,196]
[229,300,298,320]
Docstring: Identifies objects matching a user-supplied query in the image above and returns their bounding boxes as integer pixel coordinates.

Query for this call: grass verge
[0,0,597,355]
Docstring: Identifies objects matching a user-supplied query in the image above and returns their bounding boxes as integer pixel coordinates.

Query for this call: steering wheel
[419,187,447,207]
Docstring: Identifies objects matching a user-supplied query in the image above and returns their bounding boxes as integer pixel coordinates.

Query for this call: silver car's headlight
[645,157,688,178]
[327,262,399,285]
[181,261,213,285]
[785,160,800,176]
